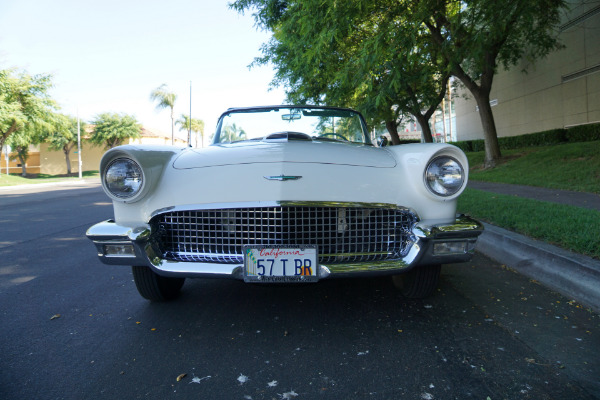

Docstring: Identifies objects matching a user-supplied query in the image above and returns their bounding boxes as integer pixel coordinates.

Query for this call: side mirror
[377,136,389,147]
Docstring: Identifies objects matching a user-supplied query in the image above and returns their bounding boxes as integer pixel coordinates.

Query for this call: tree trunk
[414,114,434,143]
[385,121,401,145]
[63,145,72,174]
[18,153,27,177]
[170,108,175,145]
[471,90,501,168]
[0,120,18,152]
[451,63,501,168]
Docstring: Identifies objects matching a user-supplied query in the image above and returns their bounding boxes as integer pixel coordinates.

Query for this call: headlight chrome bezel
[103,157,145,201]
[424,155,465,197]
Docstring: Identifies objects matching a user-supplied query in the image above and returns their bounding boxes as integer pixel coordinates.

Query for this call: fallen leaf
[50,314,61,320]
[176,373,187,382]
[190,375,211,384]
[238,374,249,384]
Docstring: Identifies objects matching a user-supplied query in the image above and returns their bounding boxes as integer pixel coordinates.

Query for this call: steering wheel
[317,132,350,142]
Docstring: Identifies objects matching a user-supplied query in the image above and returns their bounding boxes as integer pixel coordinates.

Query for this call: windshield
[213,106,369,144]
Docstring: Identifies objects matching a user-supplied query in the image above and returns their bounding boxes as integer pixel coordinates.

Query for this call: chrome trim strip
[264,175,303,181]
[150,200,412,218]
[414,214,483,238]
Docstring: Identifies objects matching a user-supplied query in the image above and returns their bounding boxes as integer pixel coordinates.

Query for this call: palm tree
[150,84,177,145]
[175,114,205,147]
[220,123,247,143]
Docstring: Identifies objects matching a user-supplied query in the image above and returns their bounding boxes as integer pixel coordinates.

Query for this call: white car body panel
[109,141,466,227]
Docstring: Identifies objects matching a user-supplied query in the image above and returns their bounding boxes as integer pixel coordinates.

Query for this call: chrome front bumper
[86,215,483,279]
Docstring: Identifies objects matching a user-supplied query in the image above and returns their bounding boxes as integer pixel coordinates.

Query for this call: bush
[452,123,600,153]
[566,123,600,142]
[498,128,567,149]
[452,139,484,152]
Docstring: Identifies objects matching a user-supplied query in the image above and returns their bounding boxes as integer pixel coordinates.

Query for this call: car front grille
[152,206,417,264]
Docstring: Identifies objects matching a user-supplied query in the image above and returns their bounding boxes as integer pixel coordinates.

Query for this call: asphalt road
[1,182,599,400]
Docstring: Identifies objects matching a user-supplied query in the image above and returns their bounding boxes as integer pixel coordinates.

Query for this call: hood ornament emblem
[264,174,302,181]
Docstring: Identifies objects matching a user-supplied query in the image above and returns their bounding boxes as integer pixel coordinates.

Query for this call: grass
[459,140,600,259]
[458,188,600,259]
[0,170,99,187]
[466,140,600,194]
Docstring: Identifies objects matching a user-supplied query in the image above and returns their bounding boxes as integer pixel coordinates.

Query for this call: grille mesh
[153,206,416,264]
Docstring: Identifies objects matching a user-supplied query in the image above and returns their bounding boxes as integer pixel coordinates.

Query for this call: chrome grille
[153,206,417,264]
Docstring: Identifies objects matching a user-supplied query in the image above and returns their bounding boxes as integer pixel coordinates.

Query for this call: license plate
[243,246,318,283]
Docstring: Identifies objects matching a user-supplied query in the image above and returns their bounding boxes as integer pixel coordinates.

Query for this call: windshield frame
[212,105,372,145]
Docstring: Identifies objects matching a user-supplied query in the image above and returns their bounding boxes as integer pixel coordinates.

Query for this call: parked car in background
[87,105,482,301]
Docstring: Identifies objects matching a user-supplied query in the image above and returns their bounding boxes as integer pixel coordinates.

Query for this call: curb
[0,178,100,192]
[477,222,600,313]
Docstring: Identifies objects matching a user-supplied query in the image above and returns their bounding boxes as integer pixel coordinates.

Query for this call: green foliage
[46,114,86,174]
[150,84,177,143]
[149,84,177,112]
[219,123,247,143]
[421,0,567,167]
[232,0,568,162]
[458,188,600,259]
[176,114,206,147]
[0,68,57,150]
[46,114,84,151]
[89,113,141,149]
[230,0,449,144]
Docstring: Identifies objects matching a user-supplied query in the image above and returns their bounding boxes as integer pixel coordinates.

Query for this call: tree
[231,0,449,144]
[233,0,567,165]
[46,114,85,174]
[415,0,567,167]
[150,84,177,145]
[175,114,205,147]
[0,68,56,152]
[219,123,246,143]
[5,118,50,177]
[89,113,141,149]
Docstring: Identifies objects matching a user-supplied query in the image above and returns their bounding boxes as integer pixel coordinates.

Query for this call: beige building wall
[38,127,186,175]
[455,0,600,140]
[40,142,105,175]
[0,150,41,174]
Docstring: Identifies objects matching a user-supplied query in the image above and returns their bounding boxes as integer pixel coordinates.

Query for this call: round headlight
[425,156,464,197]
[104,158,144,199]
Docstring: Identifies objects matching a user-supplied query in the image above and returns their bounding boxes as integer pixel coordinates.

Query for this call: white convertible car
[87,105,482,301]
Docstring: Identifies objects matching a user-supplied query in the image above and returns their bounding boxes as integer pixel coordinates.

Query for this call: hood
[172,140,396,169]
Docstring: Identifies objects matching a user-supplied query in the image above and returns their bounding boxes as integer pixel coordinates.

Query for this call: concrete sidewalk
[468,180,600,313]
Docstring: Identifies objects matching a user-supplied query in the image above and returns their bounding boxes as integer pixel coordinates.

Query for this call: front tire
[392,264,441,299]
[132,266,185,301]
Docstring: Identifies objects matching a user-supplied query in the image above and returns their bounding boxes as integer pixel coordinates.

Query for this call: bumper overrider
[86,212,483,280]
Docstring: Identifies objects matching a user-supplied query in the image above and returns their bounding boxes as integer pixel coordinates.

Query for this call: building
[454,0,600,140]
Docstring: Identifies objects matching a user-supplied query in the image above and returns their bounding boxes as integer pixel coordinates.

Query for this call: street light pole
[77,110,82,179]
[188,81,192,147]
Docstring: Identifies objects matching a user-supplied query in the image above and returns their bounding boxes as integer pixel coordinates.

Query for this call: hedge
[451,122,600,152]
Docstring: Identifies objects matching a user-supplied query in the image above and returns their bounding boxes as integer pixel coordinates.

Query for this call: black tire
[131,266,185,301]
[392,264,441,299]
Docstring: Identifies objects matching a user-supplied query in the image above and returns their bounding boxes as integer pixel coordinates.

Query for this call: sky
[0,0,287,144]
